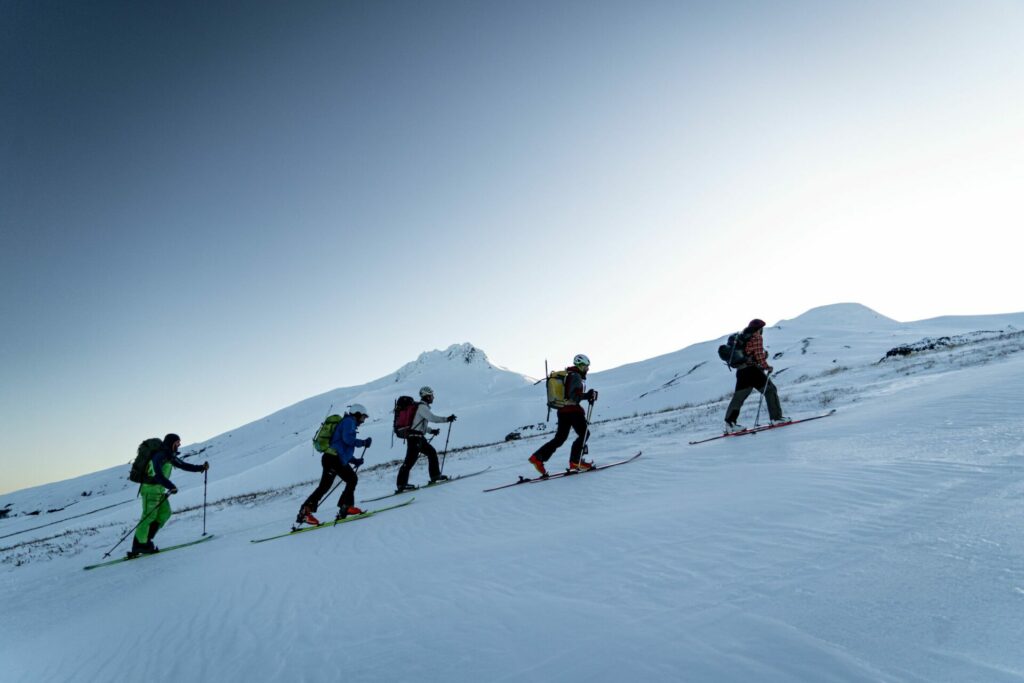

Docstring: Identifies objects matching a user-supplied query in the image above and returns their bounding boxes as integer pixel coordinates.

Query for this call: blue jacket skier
[298,405,372,525]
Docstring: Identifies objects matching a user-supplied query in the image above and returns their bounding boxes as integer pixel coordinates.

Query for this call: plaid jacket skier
[744,333,770,370]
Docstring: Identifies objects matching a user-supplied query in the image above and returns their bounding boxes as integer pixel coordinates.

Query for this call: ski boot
[395,484,417,494]
[429,475,450,484]
[296,505,320,526]
[528,454,548,477]
[336,506,364,521]
[127,537,146,559]
[568,459,595,472]
[724,421,745,434]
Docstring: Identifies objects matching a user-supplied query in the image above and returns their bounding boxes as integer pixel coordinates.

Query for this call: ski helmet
[573,354,591,369]
[419,386,434,399]
[347,403,369,417]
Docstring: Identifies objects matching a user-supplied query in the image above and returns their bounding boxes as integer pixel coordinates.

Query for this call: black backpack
[129,438,163,484]
[717,331,750,369]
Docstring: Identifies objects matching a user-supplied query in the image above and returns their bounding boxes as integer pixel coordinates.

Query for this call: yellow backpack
[546,370,572,409]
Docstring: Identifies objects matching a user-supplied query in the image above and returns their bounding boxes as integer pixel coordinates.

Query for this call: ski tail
[689,409,837,445]
[484,452,641,492]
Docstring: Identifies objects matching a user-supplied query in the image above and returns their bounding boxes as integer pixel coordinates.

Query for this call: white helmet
[573,353,591,369]
[419,386,434,399]
[347,403,369,417]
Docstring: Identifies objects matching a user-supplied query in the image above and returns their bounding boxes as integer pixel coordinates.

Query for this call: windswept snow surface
[3,308,1024,682]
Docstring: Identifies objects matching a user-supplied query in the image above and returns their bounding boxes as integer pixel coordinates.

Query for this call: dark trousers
[533,409,589,464]
[725,367,782,423]
[302,453,358,512]
[397,435,440,488]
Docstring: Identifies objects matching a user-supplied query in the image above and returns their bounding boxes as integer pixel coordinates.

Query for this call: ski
[250,498,414,544]
[688,409,837,445]
[84,534,215,570]
[361,467,492,503]
[483,452,642,493]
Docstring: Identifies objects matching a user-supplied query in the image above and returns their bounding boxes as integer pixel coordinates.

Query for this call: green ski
[250,498,415,544]
[84,534,215,570]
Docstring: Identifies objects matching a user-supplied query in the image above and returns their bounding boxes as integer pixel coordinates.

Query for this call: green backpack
[129,438,163,484]
[312,415,343,454]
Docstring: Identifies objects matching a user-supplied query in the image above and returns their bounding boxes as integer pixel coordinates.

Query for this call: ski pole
[202,468,208,536]
[753,370,772,427]
[545,360,551,424]
[99,492,170,559]
[440,422,453,476]
[581,400,594,460]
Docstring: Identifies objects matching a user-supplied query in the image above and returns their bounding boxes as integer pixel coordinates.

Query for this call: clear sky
[2,0,1021,494]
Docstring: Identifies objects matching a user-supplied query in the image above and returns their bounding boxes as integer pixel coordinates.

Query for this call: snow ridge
[3,304,1024,683]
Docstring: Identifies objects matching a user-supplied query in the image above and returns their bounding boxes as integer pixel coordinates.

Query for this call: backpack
[717,331,750,369]
[129,438,163,484]
[546,370,571,409]
[393,396,420,438]
[312,415,343,453]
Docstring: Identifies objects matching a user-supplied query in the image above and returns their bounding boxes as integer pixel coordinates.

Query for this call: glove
[586,389,598,402]
[202,461,209,471]
[168,487,178,495]
[766,366,773,373]
[352,457,365,468]
[430,428,441,436]
[447,415,457,422]
[363,437,373,448]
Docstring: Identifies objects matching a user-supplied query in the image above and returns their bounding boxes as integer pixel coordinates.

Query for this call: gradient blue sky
[2,1,1021,494]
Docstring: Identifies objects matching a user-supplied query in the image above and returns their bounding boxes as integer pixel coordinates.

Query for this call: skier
[724,319,789,432]
[395,386,457,493]
[528,354,597,476]
[131,433,209,557]
[297,404,372,525]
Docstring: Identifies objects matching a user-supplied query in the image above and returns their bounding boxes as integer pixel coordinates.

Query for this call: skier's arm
[170,454,205,474]
[338,418,368,449]
[421,405,449,424]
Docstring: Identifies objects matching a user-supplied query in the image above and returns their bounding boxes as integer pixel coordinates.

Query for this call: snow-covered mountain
[3,304,1024,683]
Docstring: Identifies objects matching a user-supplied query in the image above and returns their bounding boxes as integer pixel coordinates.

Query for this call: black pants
[302,453,358,512]
[533,409,589,464]
[725,366,782,423]
[396,435,440,488]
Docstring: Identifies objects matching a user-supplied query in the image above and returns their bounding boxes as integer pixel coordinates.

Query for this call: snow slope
[2,305,1023,682]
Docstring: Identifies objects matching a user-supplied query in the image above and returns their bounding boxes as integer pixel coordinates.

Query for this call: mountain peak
[778,303,899,329]
[392,343,491,382]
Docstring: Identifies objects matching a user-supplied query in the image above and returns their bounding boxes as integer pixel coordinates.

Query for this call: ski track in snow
[3,311,1024,682]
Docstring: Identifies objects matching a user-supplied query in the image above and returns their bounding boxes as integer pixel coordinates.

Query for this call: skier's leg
[396,437,421,489]
[336,463,358,510]
[532,413,572,462]
[422,440,441,480]
[568,412,589,464]
[303,454,338,513]
[764,380,783,421]
[135,488,164,544]
[725,387,753,424]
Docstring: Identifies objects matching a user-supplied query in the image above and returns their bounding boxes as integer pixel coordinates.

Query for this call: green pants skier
[132,433,208,557]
